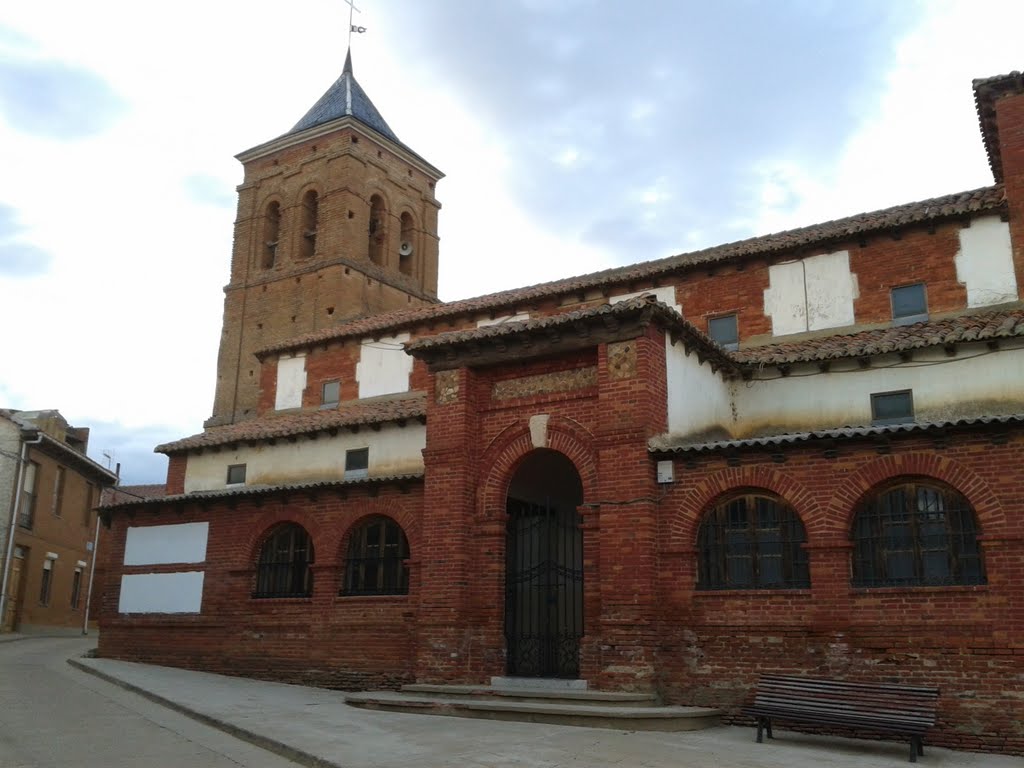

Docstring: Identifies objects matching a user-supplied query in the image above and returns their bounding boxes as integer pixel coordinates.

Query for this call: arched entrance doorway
[504,449,583,678]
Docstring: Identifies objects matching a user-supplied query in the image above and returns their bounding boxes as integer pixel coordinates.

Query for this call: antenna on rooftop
[102,450,114,469]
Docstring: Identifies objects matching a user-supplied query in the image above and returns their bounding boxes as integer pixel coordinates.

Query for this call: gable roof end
[973,70,1024,183]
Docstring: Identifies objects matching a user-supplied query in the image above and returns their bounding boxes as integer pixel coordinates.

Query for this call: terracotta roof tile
[649,414,1024,455]
[973,71,1024,183]
[406,294,742,375]
[157,392,426,454]
[100,484,167,507]
[100,474,424,512]
[258,186,1005,357]
[735,308,1024,366]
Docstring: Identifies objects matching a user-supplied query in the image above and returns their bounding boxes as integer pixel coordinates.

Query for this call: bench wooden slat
[744,675,939,763]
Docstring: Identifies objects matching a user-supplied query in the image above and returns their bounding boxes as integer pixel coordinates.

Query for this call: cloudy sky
[0,0,1021,484]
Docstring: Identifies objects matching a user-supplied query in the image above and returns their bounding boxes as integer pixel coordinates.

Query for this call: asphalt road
[0,637,300,768]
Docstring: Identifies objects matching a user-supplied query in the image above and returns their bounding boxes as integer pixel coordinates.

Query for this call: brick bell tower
[207,50,444,426]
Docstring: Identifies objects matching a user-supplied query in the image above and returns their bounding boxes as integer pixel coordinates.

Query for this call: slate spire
[289,48,400,142]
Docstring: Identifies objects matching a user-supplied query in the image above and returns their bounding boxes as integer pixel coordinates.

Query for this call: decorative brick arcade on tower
[99,58,1024,754]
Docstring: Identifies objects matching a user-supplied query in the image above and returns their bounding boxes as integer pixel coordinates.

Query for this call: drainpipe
[82,462,117,636]
[0,431,44,628]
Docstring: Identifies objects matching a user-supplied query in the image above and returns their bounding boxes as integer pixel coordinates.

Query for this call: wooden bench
[744,675,939,763]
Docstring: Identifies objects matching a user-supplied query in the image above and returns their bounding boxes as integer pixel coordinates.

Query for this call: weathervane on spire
[346,0,367,49]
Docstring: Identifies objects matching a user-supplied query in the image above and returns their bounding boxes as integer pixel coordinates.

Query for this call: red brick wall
[99,483,423,691]
[995,89,1024,292]
[655,430,1024,754]
[116,325,1023,754]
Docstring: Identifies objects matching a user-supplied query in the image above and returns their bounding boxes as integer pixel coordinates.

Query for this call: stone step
[344,691,722,732]
[402,683,660,707]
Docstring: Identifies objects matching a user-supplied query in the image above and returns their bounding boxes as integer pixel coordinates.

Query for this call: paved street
[1,635,1020,768]
[0,637,299,768]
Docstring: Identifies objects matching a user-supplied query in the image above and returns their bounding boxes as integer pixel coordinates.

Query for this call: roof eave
[235,117,445,180]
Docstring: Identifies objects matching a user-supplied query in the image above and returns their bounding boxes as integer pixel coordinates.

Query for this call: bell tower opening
[369,194,387,266]
[299,190,319,260]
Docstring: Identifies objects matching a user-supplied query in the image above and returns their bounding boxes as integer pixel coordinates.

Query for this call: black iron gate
[504,499,583,678]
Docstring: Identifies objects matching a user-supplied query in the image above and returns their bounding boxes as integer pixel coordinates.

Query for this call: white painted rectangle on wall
[124,522,209,565]
[118,571,205,614]
[764,251,857,335]
[956,217,1018,308]
[275,354,307,410]
[356,333,413,398]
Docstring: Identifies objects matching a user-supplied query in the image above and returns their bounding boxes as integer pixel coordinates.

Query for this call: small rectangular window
[70,568,82,609]
[891,283,928,325]
[321,380,341,407]
[40,559,54,606]
[345,448,369,479]
[52,466,66,517]
[18,461,38,529]
[708,314,739,351]
[871,390,914,425]
[226,464,247,485]
[83,482,95,527]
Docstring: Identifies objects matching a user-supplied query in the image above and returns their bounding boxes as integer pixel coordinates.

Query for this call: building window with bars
[697,492,810,590]
[253,523,314,598]
[852,480,985,587]
[343,517,409,596]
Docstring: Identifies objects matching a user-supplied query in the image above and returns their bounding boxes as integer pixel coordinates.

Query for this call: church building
[98,56,1024,754]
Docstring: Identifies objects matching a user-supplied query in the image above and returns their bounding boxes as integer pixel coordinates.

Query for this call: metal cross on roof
[346,0,366,49]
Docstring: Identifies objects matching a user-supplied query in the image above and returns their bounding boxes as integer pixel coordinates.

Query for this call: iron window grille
[852,481,985,587]
[254,524,314,598]
[343,517,409,596]
[698,493,810,590]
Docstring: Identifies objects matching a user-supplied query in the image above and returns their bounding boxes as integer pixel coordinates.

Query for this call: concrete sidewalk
[70,654,1019,768]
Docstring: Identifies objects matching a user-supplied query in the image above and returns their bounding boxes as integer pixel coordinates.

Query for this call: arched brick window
[368,195,386,266]
[697,492,809,590]
[262,201,281,269]
[299,190,318,259]
[343,517,409,595]
[852,480,985,587]
[254,523,313,598]
[398,211,415,276]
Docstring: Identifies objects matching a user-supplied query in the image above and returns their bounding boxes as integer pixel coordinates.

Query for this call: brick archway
[478,416,598,522]
[826,452,1006,536]
[665,465,815,551]
[246,508,326,565]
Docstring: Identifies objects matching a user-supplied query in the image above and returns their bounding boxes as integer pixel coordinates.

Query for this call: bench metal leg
[756,718,764,743]
[909,736,921,763]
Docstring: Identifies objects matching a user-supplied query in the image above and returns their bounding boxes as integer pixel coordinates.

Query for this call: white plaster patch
[274,354,306,410]
[610,286,681,314]
[955,216,1018,307]
[477,313,530,328]
[183,423,425,492]
[356,333,413,398]
[529,414,550,448]
[124,522,209,565]
[665,337,732,435]
[764,251,857,336]
[118,571,204,614]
